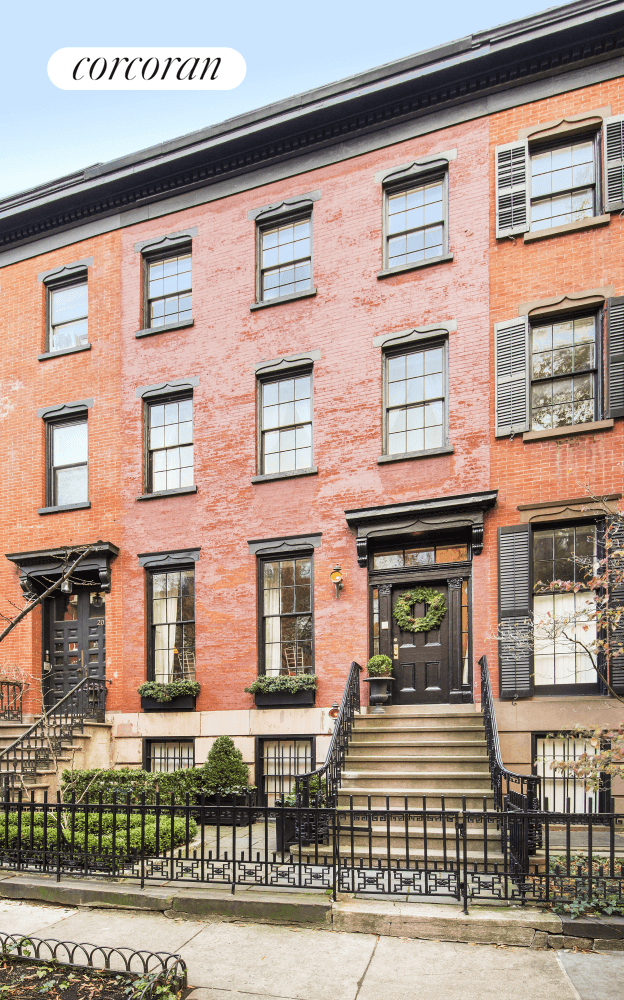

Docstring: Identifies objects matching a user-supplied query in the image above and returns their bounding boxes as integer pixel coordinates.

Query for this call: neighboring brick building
[0,0,622,807]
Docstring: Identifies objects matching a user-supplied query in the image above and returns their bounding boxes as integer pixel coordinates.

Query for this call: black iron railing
[479,655,541,811]
[0,675,106,789]
[0,790,621,914]
[0,681,22,722]
[294,660,362,807]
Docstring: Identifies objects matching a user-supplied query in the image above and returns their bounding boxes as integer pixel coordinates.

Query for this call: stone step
[328,826,502,851]
[345,756,490,773]
[338,790,495,809]
[347,741,488,756]
[291,844,505,868]
[355,715,485,730]
[351,727,486,741]
[340,772,493,791]
[375,705,479,716]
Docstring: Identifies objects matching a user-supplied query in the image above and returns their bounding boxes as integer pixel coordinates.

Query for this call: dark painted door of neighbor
[391,582,450,704]
[44,590,106,709]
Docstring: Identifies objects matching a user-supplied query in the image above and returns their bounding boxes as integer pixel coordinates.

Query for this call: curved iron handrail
[0,674,107,788]
[294,660,362,807]
[479,654,541,811]
[0,930,187,997]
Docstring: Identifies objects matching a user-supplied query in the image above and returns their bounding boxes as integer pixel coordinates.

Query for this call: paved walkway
[0,897,622,1000]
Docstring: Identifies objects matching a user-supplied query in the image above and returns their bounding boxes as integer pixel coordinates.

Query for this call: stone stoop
[324,704,504,865]
[0,720,112,801]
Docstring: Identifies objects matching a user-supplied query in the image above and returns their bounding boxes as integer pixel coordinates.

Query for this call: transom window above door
[372,543,468,569]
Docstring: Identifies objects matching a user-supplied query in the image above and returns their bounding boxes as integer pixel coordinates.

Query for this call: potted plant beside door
[363,655,393,714]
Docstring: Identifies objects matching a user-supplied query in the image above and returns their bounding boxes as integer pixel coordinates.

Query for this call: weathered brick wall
[485,78,624,697]
[0,233,122,715]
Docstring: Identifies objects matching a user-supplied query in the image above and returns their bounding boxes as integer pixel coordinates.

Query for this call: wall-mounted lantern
[330,566,343,599]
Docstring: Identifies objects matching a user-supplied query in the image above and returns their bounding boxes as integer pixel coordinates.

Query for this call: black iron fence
[0,682,22,723]
[0,790,621,914]
[0,676,106,789]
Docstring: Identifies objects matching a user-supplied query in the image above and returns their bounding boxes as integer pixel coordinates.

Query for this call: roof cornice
[1,0,623,254]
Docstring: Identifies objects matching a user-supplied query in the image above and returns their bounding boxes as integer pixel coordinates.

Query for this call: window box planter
[253,689,316,709]
[199,791,257,826]
[140,694,196,712]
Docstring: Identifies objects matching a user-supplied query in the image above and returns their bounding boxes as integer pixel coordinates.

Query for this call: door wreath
[393,586,447,633]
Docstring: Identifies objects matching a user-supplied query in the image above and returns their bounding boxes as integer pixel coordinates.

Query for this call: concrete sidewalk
[0,896,623,1000]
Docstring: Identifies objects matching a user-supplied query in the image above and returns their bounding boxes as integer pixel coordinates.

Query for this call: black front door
[391,582,450,704]
[44,590,106,708]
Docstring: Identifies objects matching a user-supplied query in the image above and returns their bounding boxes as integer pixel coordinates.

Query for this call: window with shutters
[530,137,598,231]
[533,524,599,691]
[604,115,624,212]
[383,341,448,456]
[496,128,605,238]
[382,171,448,272]
[530,313,597,431]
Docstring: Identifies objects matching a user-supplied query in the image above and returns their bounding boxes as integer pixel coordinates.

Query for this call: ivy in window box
[138,679,200,712]
[245,674,318,708]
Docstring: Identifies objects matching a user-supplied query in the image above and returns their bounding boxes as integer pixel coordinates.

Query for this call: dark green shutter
[498,525,533,699]
[495,317,529,437]
[607,297,624,419]
[495,141,530,238]
[608,515,624,695]
[604,116,624,213]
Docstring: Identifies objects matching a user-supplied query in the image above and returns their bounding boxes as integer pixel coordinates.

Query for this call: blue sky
[0,0,554,199]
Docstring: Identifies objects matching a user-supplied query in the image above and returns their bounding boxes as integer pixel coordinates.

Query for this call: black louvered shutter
[499,525,533,699]
[607,297,624,419]
[608,515,624,695]
[495,317,529,437]
[495,141,530,237]
[604,115,624,212]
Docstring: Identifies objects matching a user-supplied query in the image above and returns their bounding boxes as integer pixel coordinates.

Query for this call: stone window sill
[377,254,454,279]
[135,319,194,339]
[377,446,454,464]
[523,215,610,244]
[250,288,317,311]
[136,486,198,501]
[523,419,614,442]
[251,466,318,484]
[38,501,91,516]
[38,344,91,361]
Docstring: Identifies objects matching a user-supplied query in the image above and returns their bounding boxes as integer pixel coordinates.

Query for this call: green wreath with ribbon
[393,586,447,633]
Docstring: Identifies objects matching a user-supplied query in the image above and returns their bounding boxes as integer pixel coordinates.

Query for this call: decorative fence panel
[0,791,621,914]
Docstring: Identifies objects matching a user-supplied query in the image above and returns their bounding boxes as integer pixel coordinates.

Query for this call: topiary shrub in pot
[363,654,393,714]
[201,735,256,825]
